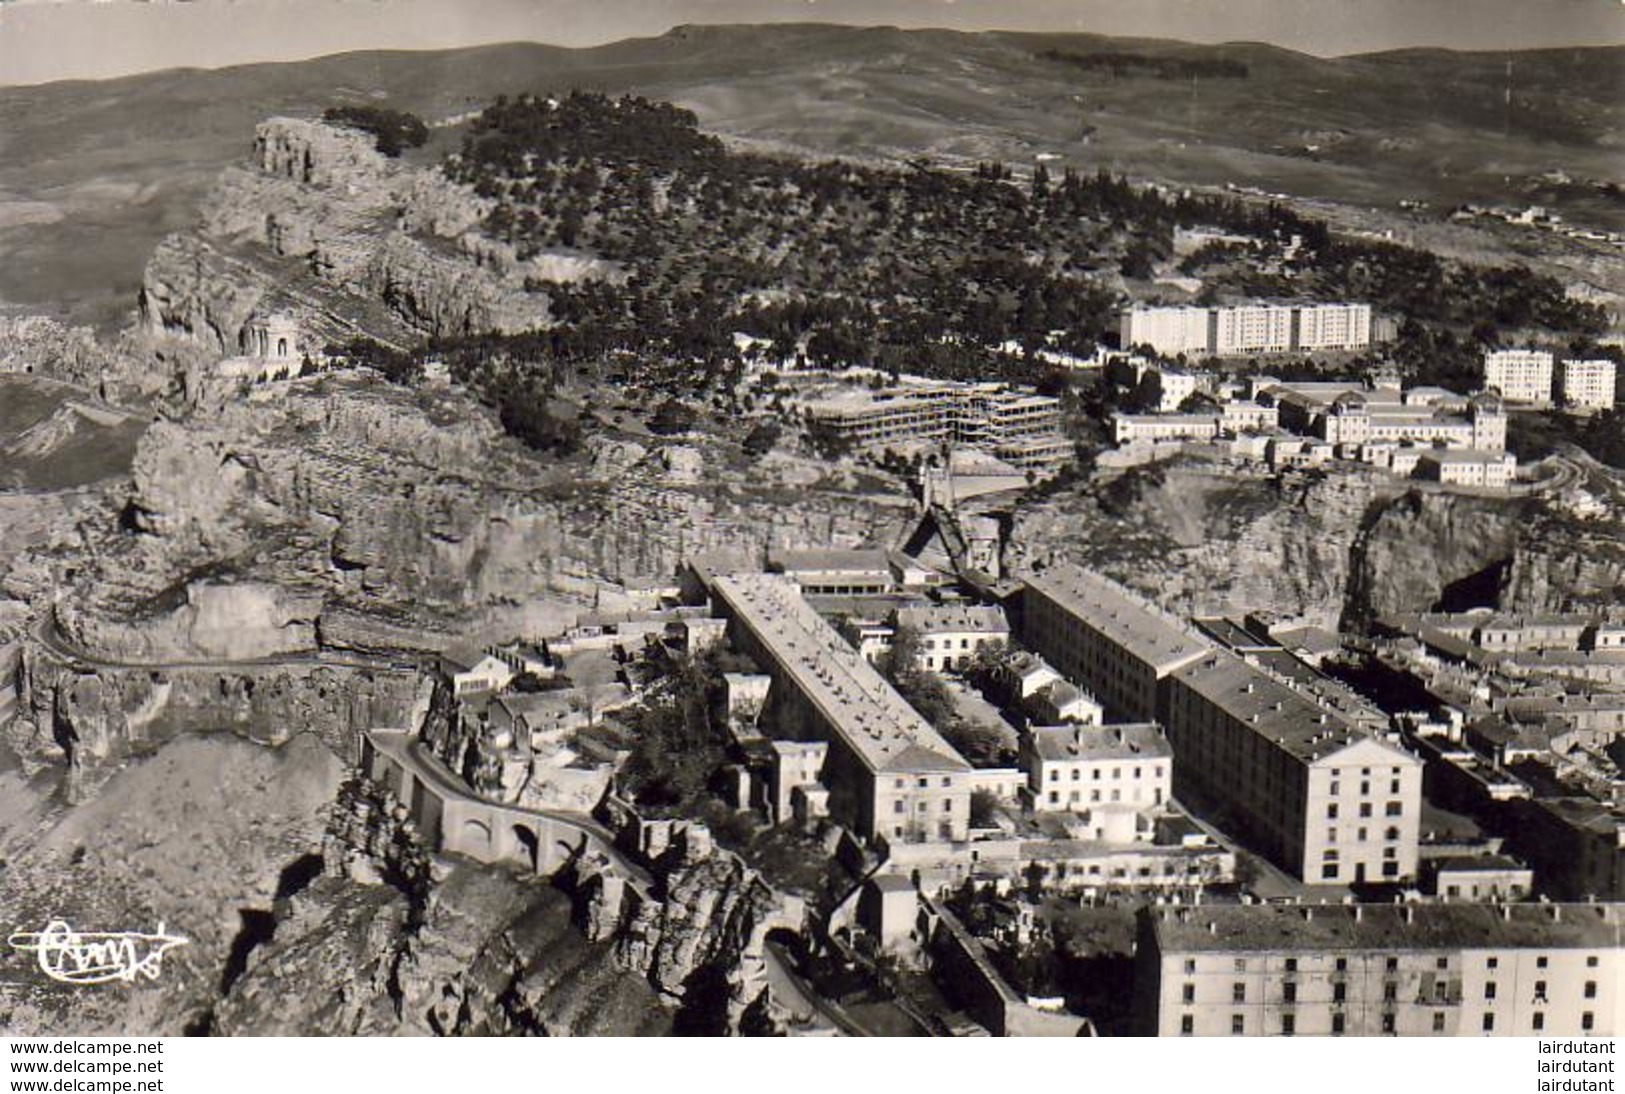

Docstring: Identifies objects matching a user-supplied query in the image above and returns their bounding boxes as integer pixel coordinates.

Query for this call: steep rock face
[137,235,279,355]
[254,117,393,189]
[586,819,804,1013]
[91,378,913,627]
[1347,490,1531,621]
[142,116,560,354]
[10,643,419,777]
[55,582,321,664]
[1011,463,1394,627]
[0,317,162,403]
[1501,510,1625,611]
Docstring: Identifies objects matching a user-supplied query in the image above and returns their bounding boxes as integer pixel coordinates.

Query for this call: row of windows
[893,799,954,813]
[1326,801,1404,819]
[1047,765,1164,782]
[1184,953,1603,975]
[1046,787,1165,805]
[1181,1010,1599,1035]
[1184,979,1599,1006]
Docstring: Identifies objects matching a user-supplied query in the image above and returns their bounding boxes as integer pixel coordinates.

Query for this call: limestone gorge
[1,89,1622,1041]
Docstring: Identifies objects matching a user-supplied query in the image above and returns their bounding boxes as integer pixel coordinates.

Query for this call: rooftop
[711,573,971,776]
[894,603,1010,635]
[1150,902,1623,954]
[1171,650,1408,767]
[768,548,893,575]
[1022,564,1212,674]
[1029,723,1171,764]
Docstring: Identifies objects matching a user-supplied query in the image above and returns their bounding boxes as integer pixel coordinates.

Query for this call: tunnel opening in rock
[274,852,325,901]
[1434,556,1511,613]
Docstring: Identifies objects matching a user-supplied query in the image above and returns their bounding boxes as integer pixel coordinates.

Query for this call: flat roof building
[1483,348,1555,404]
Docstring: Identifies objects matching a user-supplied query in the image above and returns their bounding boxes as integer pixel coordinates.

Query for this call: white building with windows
[1023,723,1172,813]
[1558,358,1617,411]
[1482,348,1555,404]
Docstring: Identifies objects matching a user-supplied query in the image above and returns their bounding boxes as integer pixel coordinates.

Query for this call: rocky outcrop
[1346,489,1530,622]
[586,815,805,1020]
[10,641,420,778]
[254,117,394,189]
[55,582,321,664]
[1012,461,1395,627]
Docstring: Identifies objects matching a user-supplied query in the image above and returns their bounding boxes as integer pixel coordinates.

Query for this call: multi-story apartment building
[1120,306,1213,357]
[1020,564,1212,722]
[1023,723,1172,813]
[1119,303,1374,358]
[802,383,1069,469]
[1293,303,1374,351]
[1482,348,1556,404]
[1134,901,1622,1037]
[1213,304,1296,355]
[1162,650,1423,884]
[1558,357,1617,411]
[709,573,972,844]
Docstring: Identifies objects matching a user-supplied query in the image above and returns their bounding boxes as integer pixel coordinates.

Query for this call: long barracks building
[1135,901,1623,1037]
[1020,563,1423,883]
[710,573,973,845]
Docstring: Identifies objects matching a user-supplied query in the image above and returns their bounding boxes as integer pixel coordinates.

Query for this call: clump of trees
[322,105,429,157]
[879,626,1008,767]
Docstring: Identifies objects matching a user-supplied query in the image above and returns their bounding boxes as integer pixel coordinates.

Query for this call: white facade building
[1482,348,1555,404]
[1558,358,1617,411]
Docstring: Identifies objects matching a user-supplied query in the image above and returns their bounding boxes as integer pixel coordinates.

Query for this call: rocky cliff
[139,117,580,355]
[7,640,420,782]
[1012,456,1622,628]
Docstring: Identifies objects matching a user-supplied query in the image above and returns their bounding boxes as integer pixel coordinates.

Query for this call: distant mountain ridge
[0,23,1619,330]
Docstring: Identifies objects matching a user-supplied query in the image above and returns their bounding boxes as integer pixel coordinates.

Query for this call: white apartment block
[1482,348,1555,404]
[1119,302,1374,359]
[1121,306,1212,357]
[1213,304,1295,355]
[1294,303,1374,351]
[1558,358,1617,411]
[1135,902,1622,1037]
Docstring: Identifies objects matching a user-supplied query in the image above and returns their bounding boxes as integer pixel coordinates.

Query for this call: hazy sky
[2,0,1622,86]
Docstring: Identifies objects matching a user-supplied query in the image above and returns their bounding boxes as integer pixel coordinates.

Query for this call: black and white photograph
[0,0,1620,1072]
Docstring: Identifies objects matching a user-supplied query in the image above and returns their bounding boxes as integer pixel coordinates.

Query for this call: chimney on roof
[1207,921,1217,935]
[1354,906,1363,922]
[1550,906,1562,922]
[1501,905,1513,921]
[1404,906,1415,925]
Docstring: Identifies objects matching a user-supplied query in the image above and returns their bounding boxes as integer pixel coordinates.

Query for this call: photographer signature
[7,921,189,985]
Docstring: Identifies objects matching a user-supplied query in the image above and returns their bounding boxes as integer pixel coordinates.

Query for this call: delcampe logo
[7,921,190,985]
